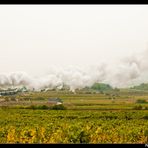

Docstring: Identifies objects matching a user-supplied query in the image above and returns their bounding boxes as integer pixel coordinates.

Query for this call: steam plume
[0,48,148,91]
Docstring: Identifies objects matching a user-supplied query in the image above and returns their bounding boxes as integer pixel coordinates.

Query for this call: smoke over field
[0,48,148,91]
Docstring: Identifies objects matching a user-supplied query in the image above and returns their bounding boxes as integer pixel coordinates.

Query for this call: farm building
[48,98,63,105]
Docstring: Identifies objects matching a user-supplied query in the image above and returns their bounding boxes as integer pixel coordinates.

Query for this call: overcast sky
[0,5,148,77]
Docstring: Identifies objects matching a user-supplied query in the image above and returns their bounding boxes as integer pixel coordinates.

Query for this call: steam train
[0,87,27,96]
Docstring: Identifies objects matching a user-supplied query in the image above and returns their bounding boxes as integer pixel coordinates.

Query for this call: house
[48,98,63,105]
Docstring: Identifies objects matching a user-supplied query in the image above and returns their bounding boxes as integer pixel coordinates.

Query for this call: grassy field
[0,89,148,143]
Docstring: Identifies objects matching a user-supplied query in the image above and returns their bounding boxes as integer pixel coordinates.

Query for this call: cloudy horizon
[0,5,148,90]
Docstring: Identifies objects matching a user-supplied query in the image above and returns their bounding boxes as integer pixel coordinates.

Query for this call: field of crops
[0,90,148,144]
[0,109,148,144]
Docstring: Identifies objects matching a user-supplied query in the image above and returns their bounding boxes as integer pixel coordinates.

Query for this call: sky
[0,5,148,89]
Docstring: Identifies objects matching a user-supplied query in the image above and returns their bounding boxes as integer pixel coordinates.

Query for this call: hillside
[130,83,148,90]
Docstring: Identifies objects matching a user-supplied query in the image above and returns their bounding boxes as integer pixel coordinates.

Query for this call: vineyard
[0,109,148,143]
[0,89,148,144]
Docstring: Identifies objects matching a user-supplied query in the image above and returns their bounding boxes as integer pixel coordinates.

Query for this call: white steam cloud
[0,48,148,91]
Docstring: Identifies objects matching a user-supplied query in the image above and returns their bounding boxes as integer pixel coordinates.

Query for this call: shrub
[37,105,49,110]
[50,104,66,110]
[136,99,147,104]
[133,105,143,110]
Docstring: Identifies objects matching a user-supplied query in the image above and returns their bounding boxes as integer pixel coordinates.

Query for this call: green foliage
[37,105,49,110]
[133,105,143,110]
[91,83,113,91]
[50,104,66,110]
[26,105,49,110]
[144,130,148,138]
[0,87,148,143]
[136,99,147,104]
[131,83,148,90]
[0,109,147,143]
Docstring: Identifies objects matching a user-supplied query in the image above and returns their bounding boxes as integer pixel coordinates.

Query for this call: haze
[0,5,148,89]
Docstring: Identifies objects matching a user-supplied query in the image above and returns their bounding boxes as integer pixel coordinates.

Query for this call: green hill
[131,83,148,90]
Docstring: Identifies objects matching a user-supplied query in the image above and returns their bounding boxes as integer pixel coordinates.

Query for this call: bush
[37,105,49,109]
[50,104,66,110]
[26,105,49,110]
[133,105,143,110]
[136,99,147,104]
